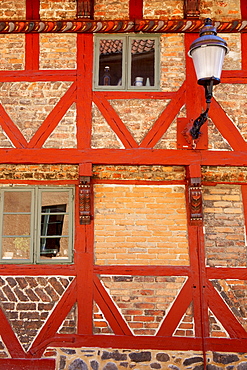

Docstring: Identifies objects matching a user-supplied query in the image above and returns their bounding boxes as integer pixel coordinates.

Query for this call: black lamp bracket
[189,78,217,140]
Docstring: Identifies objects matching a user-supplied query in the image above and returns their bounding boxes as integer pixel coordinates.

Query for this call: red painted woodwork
[26,0,40,19]
[129,0,143,19]
[93,93,138,148]
[140,83,186,148]
[27,83,76,148]
[184,0,200,18]
[0,359,55,370]
[0,5,247,366]
[77,0,94,18]
[241,0,247,19]
[157,279,193,336]
[26,0,40,70]
[0,307,26,357]
[77,34,93,149]
[30,279,77,357]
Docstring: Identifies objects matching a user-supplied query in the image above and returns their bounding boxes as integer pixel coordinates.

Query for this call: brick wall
[94,0,129,19]
[0,35,25,71]
[202,184,246,268]
[94,184,189,266]
[214,84,247,143]
[93,165,186,181]
[40,0,77,20]
[92,103,124,149]
[109,99,170,144]
[0,0,25,19]
[0,164,78,180]
[160,34,185,92]
[0,276,75,350]
[200,0,241,20]
[0,81,76,146]
[98,275,188,336]
[40,34,77,70]
[143,0,184,19]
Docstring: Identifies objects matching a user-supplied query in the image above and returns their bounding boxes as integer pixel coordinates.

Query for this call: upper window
[0,186,74,264]
[94,35,160,91]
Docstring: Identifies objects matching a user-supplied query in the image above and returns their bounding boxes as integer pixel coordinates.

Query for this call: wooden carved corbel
[189,178,203,223]
[77,0,94,18]
[184,0,200,18]
[79,176,92,224]
[187,164,203,224]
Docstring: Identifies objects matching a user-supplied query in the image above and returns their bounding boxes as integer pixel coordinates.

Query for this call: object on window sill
[135,77,143,86]
[103,66,111,85]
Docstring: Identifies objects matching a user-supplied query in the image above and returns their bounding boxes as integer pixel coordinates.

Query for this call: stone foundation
[42,348,247,370]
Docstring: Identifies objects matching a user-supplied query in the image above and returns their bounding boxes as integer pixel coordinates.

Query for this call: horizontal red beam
[0,264,76,275]
[207,267,247,279]
[0,70,76,81]
[40,334,204,351]
[0,359,55,370]
[94,265,192,276]
[1,149,247,166]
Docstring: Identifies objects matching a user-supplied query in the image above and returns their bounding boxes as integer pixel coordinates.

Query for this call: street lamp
[188,18,229,140]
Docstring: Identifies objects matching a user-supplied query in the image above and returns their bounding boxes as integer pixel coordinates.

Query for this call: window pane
[40,191,70,259]
[2,237,31,260]
[40,237,69,260]
[41,191,69,207]
[98,39,123,86]
[3,191,32,212]
[131,39,155,87]
[3,214,31,236]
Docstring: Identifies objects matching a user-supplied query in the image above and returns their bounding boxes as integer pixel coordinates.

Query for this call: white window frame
[0,186,74,264]
[94,34,160,91]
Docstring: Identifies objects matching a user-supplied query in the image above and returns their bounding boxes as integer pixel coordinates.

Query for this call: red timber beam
[129,0,143,20]
[0,19,247,33]
[241,0,247,19]
[25,0,40,70]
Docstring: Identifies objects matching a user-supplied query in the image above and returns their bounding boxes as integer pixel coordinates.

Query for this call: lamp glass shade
[190,44,227,82]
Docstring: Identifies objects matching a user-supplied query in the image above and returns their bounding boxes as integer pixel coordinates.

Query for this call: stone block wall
[40,348,247,370]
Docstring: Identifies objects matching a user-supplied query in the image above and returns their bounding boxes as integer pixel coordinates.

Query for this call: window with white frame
[0,186,74,264]
[94,34,160,90]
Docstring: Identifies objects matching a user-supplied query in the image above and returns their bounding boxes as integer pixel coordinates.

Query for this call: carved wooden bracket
[184,0,200,18]
[77,0,94,18]
[187,165,203,224]
[189,180,203,223]
[79,176,92,224]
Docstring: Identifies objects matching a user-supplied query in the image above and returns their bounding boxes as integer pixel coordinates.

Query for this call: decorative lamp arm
[189,78,214,140]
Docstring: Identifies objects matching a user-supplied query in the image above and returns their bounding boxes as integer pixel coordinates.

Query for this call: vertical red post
[75,163,94,334]
[77,34,93,149]
[25,0,40,70]
[129,0,143,19]
[241,34,247,71]
[240,0,247,19]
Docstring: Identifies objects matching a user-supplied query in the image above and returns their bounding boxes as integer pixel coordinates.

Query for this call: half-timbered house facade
[0,0,247,369]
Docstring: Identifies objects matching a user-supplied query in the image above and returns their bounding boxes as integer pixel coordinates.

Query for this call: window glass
[130,39,155,87]
[2,190,32,261]
[2,237,31,260]
[98,38,123,86]
[95,35,159,91]
[38,190,71,262]
[3,191,31,212]
[0,187,73,264]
